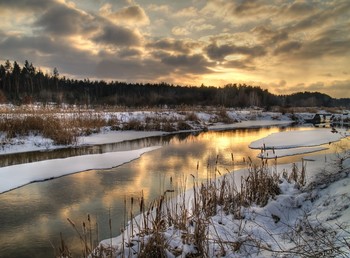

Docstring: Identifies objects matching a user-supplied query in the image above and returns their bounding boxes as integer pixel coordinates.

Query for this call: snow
[78,130,167,145]
[94,127,350,257]
[96,152,350,258]
[208,119,292,130]
[249,128,349,149]
[0,134,55,154]
[0,109,295,156]
[250,128,349,160]
[0,146,161,194]
[257,146,328,159]
[0,131,166,156]
[1,107,350,256]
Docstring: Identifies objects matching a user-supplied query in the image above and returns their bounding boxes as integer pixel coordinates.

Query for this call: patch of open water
[0,126,347,257]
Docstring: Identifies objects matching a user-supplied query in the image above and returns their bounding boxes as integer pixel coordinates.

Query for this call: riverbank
[2,104,345,156]
[0,106,349,257]
[0,106,297,155]
[94,132,350,257]
[0,106,348,194]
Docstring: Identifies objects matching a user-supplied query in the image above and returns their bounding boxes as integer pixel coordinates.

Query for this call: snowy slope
[95,131,350,257]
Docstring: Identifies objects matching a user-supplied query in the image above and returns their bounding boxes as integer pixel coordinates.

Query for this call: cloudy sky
[1,0,349,98]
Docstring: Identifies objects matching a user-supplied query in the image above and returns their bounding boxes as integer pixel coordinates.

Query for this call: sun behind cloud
[0,0,349,98]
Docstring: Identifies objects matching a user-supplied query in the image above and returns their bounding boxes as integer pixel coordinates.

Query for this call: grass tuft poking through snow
[58,151,350,257]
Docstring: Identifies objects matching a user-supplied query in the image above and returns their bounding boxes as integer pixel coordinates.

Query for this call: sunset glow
[1,0,349,97]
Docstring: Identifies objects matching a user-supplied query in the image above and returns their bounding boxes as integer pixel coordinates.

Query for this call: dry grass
[0,108,205,144]
[0,106,244,145]
[0,116,77,145]
[56,155,348,258]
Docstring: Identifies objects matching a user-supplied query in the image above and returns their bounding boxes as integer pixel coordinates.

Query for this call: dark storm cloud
[1,0,349,92]
[205,44,234,61]
[274,41,302,55]
[92,23,142,46]
[95,58,170,80]
[0,35,59,57]
[34,4,96,36]
[229,0,276,17]
[284,1,315,16]
[234,0,261,14]
[302,37,350,59]
[33,2,143,47]
[117,48,143,58]
[270,30,289,44]
[284,26,350,60]
[147,38,192,54]
[252,26,289,45]
[0,34,96,75]
[224,60,255,70]
[290,1,350,32]
[0,0,51,11]
[160,53,212,74]
[205,43,266,61]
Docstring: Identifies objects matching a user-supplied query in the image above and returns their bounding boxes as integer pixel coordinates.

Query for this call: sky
[0,0,349,98]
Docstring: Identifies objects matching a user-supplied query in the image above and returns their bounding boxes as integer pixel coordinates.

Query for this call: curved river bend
[0,126,346,257]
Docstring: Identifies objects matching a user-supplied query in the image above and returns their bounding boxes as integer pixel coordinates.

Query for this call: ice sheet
[0,146,161,193]
[249,129,348,149]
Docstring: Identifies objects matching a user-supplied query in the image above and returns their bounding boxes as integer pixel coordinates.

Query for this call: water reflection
[0,134,180,167]
[0,126,348,257]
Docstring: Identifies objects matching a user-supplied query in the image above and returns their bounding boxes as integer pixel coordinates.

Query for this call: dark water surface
[0,126,346,257]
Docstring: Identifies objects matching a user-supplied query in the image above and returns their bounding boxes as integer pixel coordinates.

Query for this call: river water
[0,126,345,257]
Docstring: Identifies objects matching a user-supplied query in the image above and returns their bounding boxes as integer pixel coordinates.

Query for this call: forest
[0,60,349,108]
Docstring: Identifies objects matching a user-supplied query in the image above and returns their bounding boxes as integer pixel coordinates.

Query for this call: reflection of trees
[173,132,196,142]
[0,135,178,167]
[2,126,316,257]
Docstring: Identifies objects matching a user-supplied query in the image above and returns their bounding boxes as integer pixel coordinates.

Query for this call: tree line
[0,60,348,108]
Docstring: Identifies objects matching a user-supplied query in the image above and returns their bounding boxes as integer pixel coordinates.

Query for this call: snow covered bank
[249,128,349,149]
[0,146,161,194]
[250,128,349,159]
[257,146,328,159]
[0,109,294,156]
[0,131,167,156]
[207,119,292,130]
[93,126,350,257]
[0,120,292,156]
[77,130,166,145]
[95,151,350,257]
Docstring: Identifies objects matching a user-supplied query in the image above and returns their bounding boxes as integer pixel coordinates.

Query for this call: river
[0,126,345,257]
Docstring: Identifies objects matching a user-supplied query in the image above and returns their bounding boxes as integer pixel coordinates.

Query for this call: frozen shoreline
[0,119,293,156]
[0,111,349,256]
[0,146,161,194]
[97,150,350,257]
[0,110,298,156]
[0,116,348,194]
[93,127,350,257]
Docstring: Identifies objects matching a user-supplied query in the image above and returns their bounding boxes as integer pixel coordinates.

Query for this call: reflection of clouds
[3,127,333,256]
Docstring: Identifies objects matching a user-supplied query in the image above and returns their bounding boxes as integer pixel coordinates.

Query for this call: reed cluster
[0,116,77,145]
[55,155,350,258]
[0,108,223,146]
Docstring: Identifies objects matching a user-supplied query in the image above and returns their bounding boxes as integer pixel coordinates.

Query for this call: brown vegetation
[55,156,350,258]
